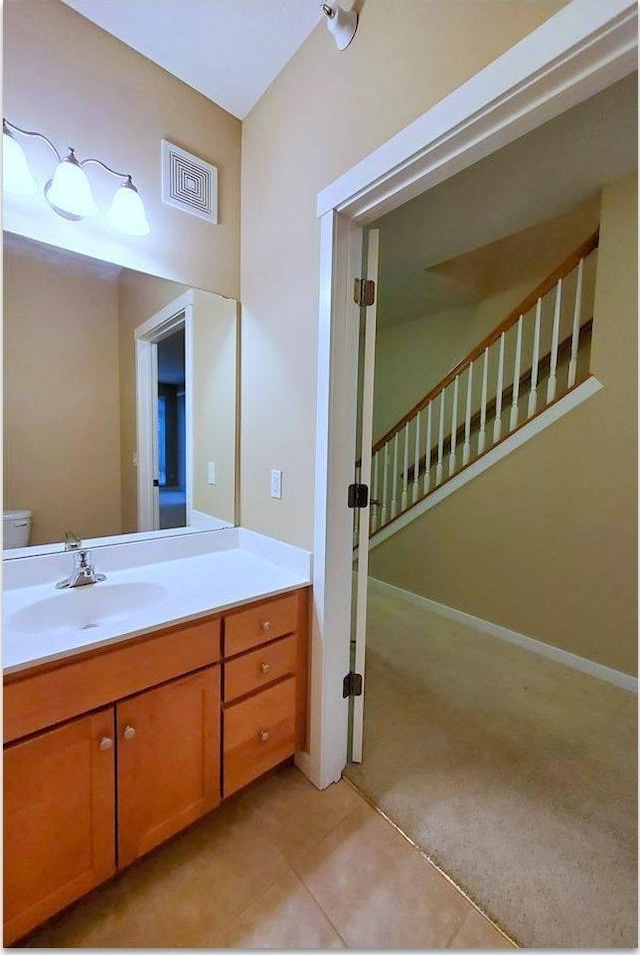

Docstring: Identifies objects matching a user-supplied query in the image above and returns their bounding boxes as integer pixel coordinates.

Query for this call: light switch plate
[208,462,216,485]
[270,469,282,500]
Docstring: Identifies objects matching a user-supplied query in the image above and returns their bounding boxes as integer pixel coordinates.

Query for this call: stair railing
[360,230,599,540]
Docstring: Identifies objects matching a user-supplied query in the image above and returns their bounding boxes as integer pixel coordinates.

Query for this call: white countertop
[3,529,312,675]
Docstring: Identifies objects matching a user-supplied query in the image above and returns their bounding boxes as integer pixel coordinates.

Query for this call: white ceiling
[61,0,323,119]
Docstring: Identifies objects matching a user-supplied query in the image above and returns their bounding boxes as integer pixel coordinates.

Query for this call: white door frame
[135,290,194,532]
[308,0,637,790]
[351,228,380,763]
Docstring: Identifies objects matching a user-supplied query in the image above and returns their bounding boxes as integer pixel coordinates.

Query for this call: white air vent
[161,141,218,223]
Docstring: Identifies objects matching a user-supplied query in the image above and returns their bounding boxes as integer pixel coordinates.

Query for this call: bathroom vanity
[3,531,311,945]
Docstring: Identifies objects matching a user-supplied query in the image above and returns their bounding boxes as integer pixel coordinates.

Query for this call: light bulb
[107,178,150,236]
[46,149,98,218]
[3,127,37,196]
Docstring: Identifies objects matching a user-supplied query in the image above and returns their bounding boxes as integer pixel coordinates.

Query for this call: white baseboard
[369,577,638,693]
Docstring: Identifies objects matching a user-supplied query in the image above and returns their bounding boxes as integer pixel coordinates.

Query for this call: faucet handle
[64,530,83,551]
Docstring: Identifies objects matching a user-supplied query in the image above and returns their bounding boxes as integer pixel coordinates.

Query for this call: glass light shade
[107,180,150,236]
[326,5,358,50]
[3,130,38,195]
[47,155,98,218]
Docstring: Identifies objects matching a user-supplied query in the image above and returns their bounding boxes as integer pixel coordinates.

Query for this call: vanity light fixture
[2,119,150,236]
[321,2,358,51]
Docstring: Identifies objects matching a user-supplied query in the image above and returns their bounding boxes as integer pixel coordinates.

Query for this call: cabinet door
[3,708,116,946]
[117,666,220,868]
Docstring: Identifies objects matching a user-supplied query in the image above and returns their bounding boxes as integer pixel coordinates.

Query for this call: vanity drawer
[224,593,298,657]
[223,677,296,797]
[224,634,297,703]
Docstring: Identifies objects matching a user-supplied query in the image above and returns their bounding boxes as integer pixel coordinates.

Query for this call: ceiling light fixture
[321,2,358,51]
[2,119,150,236]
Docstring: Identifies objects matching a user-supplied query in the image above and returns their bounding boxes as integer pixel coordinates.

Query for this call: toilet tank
[3,510,32,548]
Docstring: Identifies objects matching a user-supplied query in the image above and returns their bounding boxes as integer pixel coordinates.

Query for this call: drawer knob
[261,620,272,633]
[260,662,271,675]
[123,725,136,741]
[258,729,271,742]
[99,736,113,751]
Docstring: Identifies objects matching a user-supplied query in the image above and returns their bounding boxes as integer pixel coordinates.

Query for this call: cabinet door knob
[258,729,271,742]
[123,725,136,741]
[99,736,113,751]
[261,620,272,633]
[260,662,271,675]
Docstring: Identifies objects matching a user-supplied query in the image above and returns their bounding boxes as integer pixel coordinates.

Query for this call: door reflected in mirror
[3,231,238,554]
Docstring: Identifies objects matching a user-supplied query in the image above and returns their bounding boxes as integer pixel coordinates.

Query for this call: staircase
[356,231,600,549]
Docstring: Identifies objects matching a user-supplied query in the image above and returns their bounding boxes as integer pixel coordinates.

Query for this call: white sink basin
[7,582,167,636]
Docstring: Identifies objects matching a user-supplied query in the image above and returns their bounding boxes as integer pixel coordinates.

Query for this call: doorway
[313,12,637,947]
[157,326,187,529]
[135,292,193,533]
[310,0,637,793]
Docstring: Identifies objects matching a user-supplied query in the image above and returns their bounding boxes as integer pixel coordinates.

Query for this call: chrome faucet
[56,548,106,589]
[64,529,83,551]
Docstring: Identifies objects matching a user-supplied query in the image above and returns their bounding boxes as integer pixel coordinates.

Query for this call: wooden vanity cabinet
[3,618,222,947]
[3,586,309,945]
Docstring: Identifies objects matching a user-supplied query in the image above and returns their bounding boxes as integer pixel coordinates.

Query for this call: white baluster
[509,316,523,432]
[449,375,459,476]
[401,422,409,511]
[423,401,432,495]
[463,361,473,466]
[567,258,584,389]
[435,388,445,486]
[478,349,489,454]
[546,278,562,404]
[412,409,421,504]
[391,432,399,519]
[493,331,505,444]
[371,451,380,533]
[527,298,542,418]
[381,443,389,526]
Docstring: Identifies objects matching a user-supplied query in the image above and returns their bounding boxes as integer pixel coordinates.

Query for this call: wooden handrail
[405,318,592,483]
[370,230,599,456]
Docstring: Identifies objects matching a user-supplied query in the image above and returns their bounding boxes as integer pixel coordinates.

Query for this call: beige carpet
[345,580,638,948]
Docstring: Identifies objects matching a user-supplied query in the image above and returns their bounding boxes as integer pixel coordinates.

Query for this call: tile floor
[22,764,513,949]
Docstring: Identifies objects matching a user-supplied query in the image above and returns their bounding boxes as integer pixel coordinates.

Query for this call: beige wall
[191,290,238,525]
[3,246,122,545]
[241,0,568,549]
[370,174,638,676]
[3,0,240,298]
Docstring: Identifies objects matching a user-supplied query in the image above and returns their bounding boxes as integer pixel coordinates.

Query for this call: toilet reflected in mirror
[3,510,32,548]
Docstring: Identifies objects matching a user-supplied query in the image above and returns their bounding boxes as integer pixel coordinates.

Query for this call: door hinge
[353,278,375,307]
[348,483,369,509]
[343,671,363,698]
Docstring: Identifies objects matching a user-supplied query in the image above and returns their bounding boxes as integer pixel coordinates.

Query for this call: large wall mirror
[3,231,239,555]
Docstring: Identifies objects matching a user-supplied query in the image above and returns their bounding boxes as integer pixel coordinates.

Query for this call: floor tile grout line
[340,774,520,948]
[212,861,349,948]
[285,804,369,949]
[288,868,351,949]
